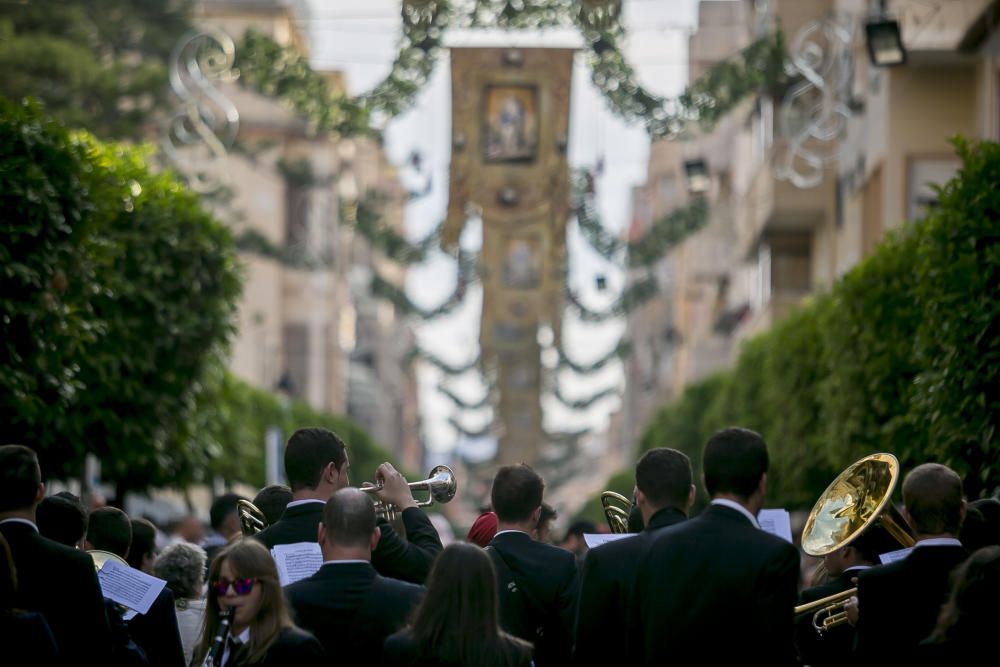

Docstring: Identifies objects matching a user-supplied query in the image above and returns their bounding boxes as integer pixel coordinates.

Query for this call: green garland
[573,171,709,267]
[551,382,620,410]
[234,229,335,270]
[349,192,442,265]
[408,346,480,374]
[557,337,630,374]
[566,274,658,323]
[438,384,493,411]
[448,415,494,439]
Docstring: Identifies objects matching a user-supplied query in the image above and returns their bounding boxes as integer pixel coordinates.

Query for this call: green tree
[0,0,193,139]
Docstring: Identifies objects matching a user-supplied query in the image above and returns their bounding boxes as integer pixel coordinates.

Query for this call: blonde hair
[191,539,295,665]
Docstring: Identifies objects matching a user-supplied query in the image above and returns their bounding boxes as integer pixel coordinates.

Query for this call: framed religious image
[502,235,541,289]
[483,85,539,163]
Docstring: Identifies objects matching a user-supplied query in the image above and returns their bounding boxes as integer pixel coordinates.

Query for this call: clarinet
[202,607,236,667]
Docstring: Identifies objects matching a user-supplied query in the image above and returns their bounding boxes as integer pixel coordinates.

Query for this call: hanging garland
[566,273,658,323]
[348,192,443,265]
[573,170,709,267]
[551,382,621,410]
[409,346,480,375]
[438,384,493,411]
[556,337,630,374]
[234,229,335,270]
[448,415,494,439]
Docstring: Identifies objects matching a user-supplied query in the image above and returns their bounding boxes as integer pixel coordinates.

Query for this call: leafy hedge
[584,138,999,518]
[1,98,390,493]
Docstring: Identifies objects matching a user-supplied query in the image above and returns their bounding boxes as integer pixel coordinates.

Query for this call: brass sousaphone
[795,453,915,632]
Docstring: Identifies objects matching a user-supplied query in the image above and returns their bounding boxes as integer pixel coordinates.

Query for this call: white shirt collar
[710,499,760,529]
[915,537,963,548]
[321,559,370,565]
[285,499,325,509]
[0,518,38,532]
[236,627,250,643]
[843,565,872,573]
[221,626,251,666]
[492,529,530,538]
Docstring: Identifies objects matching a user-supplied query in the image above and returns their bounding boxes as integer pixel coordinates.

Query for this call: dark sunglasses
[211,577,256,596]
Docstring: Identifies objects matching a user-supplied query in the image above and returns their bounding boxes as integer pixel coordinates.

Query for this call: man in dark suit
[285,488,423,661]
[85,506,186,667]
[0,445,114,663]
[852,463,968,664]
[796,527,892,667]
[255,427,442,583]
[487,464,579,667]
[574,447,695,667]
[629,427,800,666]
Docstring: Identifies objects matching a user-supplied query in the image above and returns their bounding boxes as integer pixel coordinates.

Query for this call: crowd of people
[2,426,999,666]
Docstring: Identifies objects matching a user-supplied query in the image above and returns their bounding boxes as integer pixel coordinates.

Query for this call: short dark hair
[491,465,544,524]
[284,428,347,492]
[253,484,293,526]
[962,498,1000,551]
[126,518,157,570]
[636,448,693,509]
[702,427,769,499]
[37,492,88,547]
[0,445,41,512]
[903,463,964,535]
[565,519,596,539]
[321,488,376,548]
[87,507,132,559]
[209,493,244,532]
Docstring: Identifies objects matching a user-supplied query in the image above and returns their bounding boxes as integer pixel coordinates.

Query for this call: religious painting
[483,85,538,163]
[502,235,541,289]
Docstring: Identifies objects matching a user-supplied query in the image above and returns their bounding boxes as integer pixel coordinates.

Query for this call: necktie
[222,637,243,667]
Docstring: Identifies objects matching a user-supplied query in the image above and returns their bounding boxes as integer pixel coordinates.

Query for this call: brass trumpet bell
[362,465,457,522]
[601,491,631,534]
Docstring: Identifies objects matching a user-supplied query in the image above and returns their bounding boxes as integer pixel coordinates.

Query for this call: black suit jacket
[796,569,866,667]
[255,502,443,583]
[0,520,114,664]
[285,561,423,662]
[573,507,686,667]
[128,586,186,667]
[855,544,967,665]
[628,504,800,666]
[382,629,534,667]
[487,531,579,667]
[230,627,326,667]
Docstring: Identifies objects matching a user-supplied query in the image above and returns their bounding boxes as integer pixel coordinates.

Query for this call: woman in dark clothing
[1,533,59,663]
[918,545,1000,665]
[383,542,533,667]
[190,539,324,667]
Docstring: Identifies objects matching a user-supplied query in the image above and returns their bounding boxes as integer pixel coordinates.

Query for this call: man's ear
[34,483,45,505]
[530,505,542,526]
[317,521,327,545]
[686,484,696,511]
[369,526,381,552]
[757,472,768,498]
[634,488,647,508]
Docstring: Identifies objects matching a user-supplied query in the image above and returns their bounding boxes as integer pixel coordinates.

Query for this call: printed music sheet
[271,542,323,585]
[97,559,166,615]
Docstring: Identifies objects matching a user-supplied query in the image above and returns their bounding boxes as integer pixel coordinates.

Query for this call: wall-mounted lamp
[865,18,906,67]
[684,158,710,195]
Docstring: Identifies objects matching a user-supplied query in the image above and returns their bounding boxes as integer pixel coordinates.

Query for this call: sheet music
[272,542,323,586]
[878,546,913,564]
[97,559,165,615]
[584,533,636,548]
[757,509,793,543]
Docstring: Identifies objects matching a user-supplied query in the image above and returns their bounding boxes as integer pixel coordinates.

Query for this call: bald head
[902,463,965,536]
[322,488,377,549]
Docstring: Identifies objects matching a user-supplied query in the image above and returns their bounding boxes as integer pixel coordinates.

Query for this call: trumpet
[795,588,857,633]
[361,465,457,522]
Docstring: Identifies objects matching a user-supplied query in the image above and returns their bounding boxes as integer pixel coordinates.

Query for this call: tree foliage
[0,0,193,140]
[585,138,1000,518]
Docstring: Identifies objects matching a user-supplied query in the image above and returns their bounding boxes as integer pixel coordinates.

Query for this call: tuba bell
[601,491,632,534]
[361,465,457,522]
[794,453,915,633]
[237,499,268,536]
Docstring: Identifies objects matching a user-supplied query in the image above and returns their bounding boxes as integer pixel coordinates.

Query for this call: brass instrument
[361,465,457,522]
[795,453,915,633]
[237,499,268,536]
[88,549,129,572]
[601,491,632,534]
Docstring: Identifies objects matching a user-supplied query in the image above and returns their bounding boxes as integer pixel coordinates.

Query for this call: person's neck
[640,504,681,527]
[321,544,371,562]
[292,487,331,503]
[496,519,535,534]
[231,621,249,637]
[0,508,35,523]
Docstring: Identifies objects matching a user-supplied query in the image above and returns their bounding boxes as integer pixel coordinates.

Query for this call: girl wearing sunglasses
[191,539,324,666]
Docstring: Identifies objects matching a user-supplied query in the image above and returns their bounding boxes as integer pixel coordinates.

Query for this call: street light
[865,18,906,67]
[684,158,710,195]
